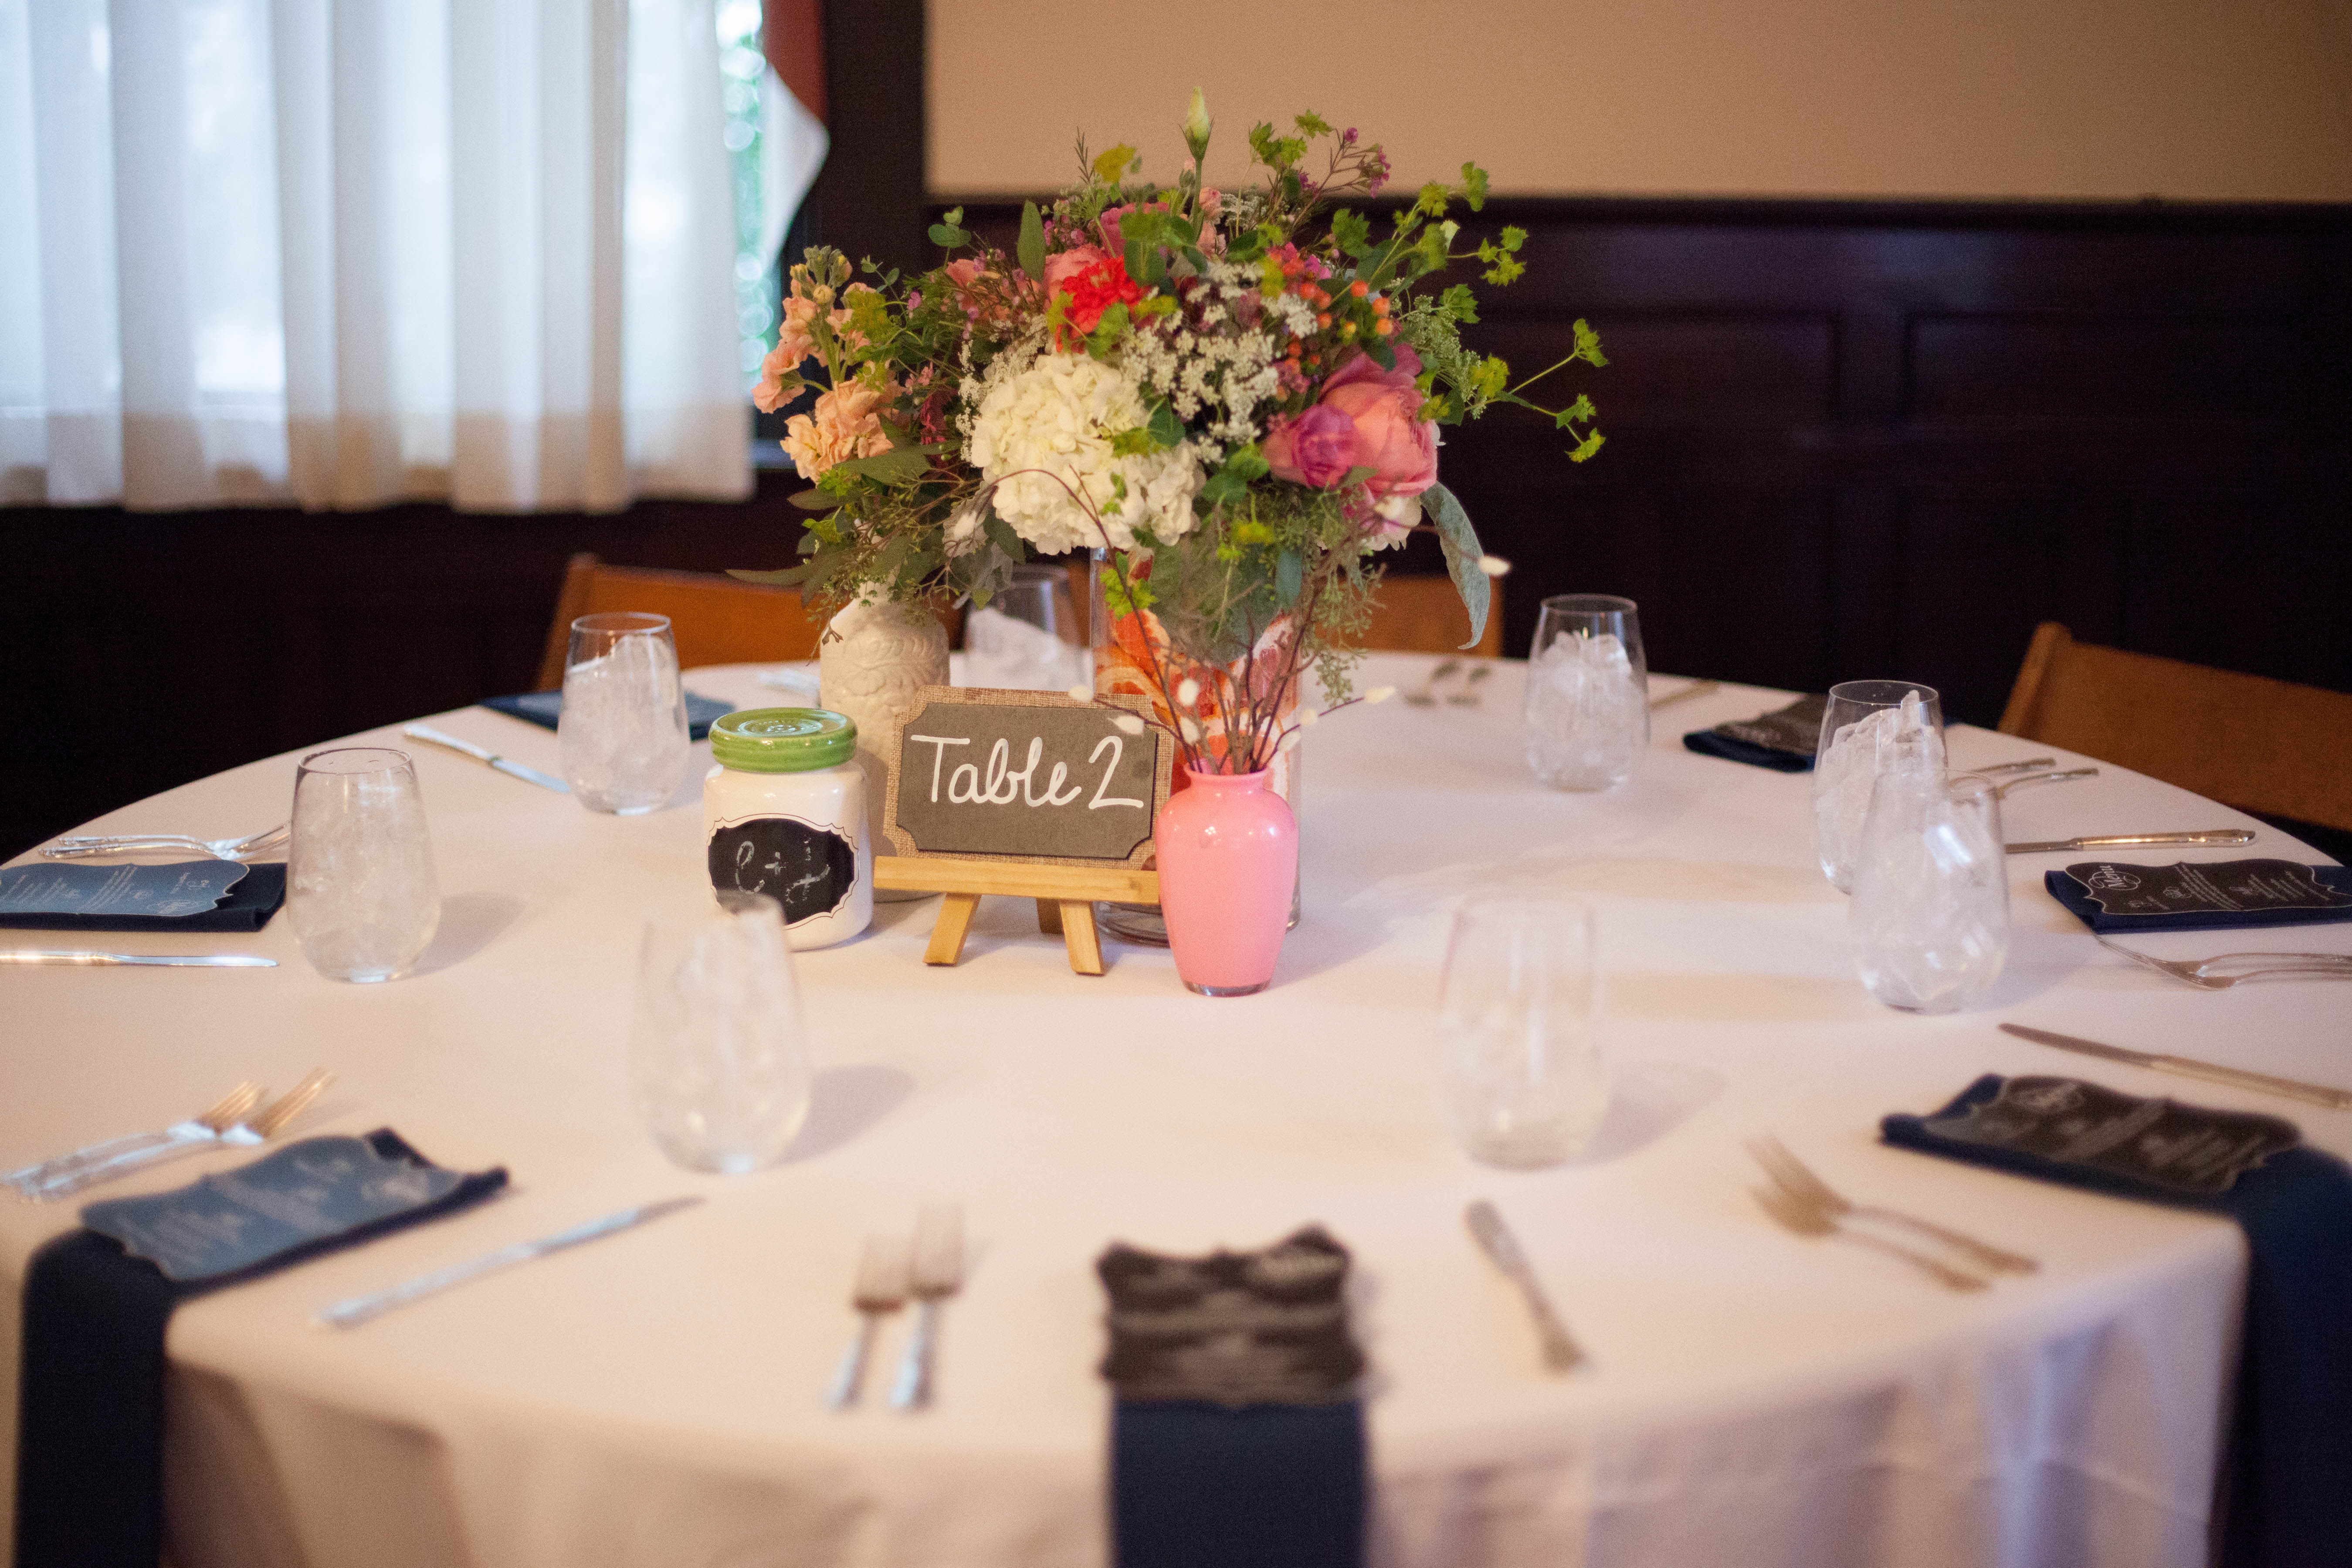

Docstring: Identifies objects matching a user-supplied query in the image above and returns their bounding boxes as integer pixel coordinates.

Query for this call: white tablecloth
[5,654,2347,1568]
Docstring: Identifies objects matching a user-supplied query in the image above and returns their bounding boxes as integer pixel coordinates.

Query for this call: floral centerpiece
[740,94,1605,774]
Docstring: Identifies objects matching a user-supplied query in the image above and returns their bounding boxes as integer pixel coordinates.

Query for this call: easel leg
[1035,898,1064,935]
[924,893,983,966]
[1059,900,1105,976]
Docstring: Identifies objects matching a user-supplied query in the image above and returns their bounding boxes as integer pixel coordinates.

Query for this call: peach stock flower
[780,381,894,481]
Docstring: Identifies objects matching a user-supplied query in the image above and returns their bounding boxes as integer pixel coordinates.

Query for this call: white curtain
[0,0,753,513]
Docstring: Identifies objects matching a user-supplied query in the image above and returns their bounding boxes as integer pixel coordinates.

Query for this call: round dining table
[4,653,2346,1568]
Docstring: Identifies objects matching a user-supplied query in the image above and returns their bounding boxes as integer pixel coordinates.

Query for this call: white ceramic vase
[817,593,949,901]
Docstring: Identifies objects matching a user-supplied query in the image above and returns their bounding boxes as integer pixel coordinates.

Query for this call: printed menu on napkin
[0,861,288,933]
[483,688,735,741]
[1885,1075,2352,1568]
[2047,858,2352,933]
[1682,693,1826,772]
[13,1131,506,1568]
[1100,1227,1368,1568]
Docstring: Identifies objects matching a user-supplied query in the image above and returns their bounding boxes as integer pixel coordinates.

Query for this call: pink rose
[1041,244,1108,297]
[1263,345,1438,500]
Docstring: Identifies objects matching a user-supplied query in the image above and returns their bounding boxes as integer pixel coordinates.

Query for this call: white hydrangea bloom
[966,353,1202,553]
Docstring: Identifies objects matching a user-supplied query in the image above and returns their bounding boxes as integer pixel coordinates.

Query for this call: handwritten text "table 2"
[905,734,1145,811]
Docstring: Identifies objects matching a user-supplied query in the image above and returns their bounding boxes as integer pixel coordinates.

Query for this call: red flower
[1059,255,1146,344]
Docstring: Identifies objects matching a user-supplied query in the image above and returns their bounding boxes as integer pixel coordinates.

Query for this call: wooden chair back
[1998,621,2352,831]
[535,554,831,689]
[1360,574,1505,657]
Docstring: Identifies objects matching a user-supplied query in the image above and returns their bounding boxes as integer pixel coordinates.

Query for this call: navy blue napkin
[1682,693,1826,772]
[2045,860,2352,934]
[0,864,286,933]
[1883,1076,2352,1568]
[482,688,735,742]
[1100,1228,1367,1568]
[13,1131,506,1568]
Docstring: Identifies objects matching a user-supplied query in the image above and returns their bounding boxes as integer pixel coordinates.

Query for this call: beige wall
[929,0,2352,202]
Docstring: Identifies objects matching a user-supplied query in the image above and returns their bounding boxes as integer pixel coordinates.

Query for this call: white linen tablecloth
[5,654,2347,1568]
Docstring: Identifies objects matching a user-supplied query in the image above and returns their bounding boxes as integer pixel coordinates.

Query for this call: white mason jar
[704,708,871,951]
[819,592,949,903]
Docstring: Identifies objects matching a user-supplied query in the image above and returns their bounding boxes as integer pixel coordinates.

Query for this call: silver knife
[1999,1023,2352,1111]
[2006,830,2255,854]
[0,951,275,967]
[313,1195,704,1329]
[401,725,570,793]
[1464,1200,1586,1372]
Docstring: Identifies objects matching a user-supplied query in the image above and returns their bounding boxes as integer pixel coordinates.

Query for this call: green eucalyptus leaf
[788,488,842,511]
[928,223,969,248]
[1018,200,1046,281]
[1274,547,1305,607]
[1420,481,1490,650]
[825,445,934,487]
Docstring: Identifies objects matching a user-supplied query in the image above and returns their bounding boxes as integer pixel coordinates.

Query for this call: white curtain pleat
[0,0,755,513]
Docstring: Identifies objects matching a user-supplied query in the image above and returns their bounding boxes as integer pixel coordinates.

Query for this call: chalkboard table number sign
[876,687,1173,975]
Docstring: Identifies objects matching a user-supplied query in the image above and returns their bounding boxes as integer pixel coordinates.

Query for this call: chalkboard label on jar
[709,814,858,926]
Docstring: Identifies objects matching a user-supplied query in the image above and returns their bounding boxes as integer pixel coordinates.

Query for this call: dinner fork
[1445,665,1494,708]
[41,822,290,862]
[1988,767,2097,800]
[1751,1184,1987,1291]
[1952,758,2057,779]
[2093,933,2352,982]
[890,1203,966,1410]
[1403,659,1462,707]
[3,1082,263,1196]
[31,1070,335,1199]
[1747,1136,2038,1275]
[826,1234,912,1409]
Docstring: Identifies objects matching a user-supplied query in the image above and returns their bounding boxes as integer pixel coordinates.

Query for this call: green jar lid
[709,708,857,772]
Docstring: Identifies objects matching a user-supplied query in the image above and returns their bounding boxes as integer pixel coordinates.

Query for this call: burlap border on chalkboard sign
[878,687,1173,869]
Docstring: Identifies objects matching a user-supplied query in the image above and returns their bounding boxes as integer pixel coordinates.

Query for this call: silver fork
[1751,1185,1988,1291]
[2093,941,2352,991]
[31,1070,334,1199]
[4,1082,264,1196]
[1445,666,1494,708]
[826,1235,912,1409]
[1953,758,2057,779]
[41,822,291,862]
[1748,1136,2038,1274]
[890,1203,966,1410]
[1989,767,2097,800]
[2094,933,2352,983]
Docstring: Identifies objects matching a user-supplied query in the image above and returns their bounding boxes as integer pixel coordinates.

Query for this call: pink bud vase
[1154,766,1299,997]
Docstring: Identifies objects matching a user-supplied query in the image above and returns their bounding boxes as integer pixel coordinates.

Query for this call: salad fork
[826,1234,912,1409]
[4,1082,263,1196]
[1403,659,1462,707]
[41,822,290,862]
[2092,933,2352,982]
[890,1203,966,1410]
[30,1070,335,1199]
[1751,1185,1987,1291]
[1747,1136,2037,1274]
[1989,767,2097,800]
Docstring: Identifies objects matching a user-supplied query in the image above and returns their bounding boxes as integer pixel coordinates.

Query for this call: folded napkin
[1099,1226,1367,1568]
[1682,693,1826,772]
[2046,858,2352,934]
[0,862,286,933]
[13,1131,506,1568]
[1884,1076,2352,1568]
[481,688,735,742]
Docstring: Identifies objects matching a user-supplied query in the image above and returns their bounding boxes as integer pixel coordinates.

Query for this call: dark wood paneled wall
[4,199,2346,858]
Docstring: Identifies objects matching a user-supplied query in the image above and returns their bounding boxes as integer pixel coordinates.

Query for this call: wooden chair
[1998,622,2352,831]
[535,554,832,689]
[1361,573,1505,657]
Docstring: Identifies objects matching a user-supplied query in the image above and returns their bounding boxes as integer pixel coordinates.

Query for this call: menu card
[0,861,247,920]
[2047,858,2352,933]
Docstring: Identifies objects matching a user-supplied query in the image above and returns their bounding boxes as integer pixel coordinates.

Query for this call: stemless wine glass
[1850,772,2010,1013]
[1523,595,1649,791]
[628,895,813,1174]
[1439,897,1610,1168]
[963,564,1087,691]
[1810,679,1945,892]
[288,747,441,982]
[559,612,690,814]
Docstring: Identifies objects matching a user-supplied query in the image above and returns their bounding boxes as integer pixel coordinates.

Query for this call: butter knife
[2006,830,2255,854]
[1464,1200,1585,1372]
[1999,1023,2352,1111]
[401,725,570,794]
[313,1195,704,1329]
[0,951,275,967]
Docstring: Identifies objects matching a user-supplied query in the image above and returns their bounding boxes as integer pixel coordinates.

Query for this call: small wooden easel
[873,855,1159,976]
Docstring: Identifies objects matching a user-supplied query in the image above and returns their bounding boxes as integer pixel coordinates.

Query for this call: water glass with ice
[1850,773,2010,1012]
[1523,595,1649,790]
[1810,680,1945,892]
[288,747,441,983]
[1440,897,1609,1168]
[560,612,689,814]
[963,566,1089,691]
[628,895,813,1174]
